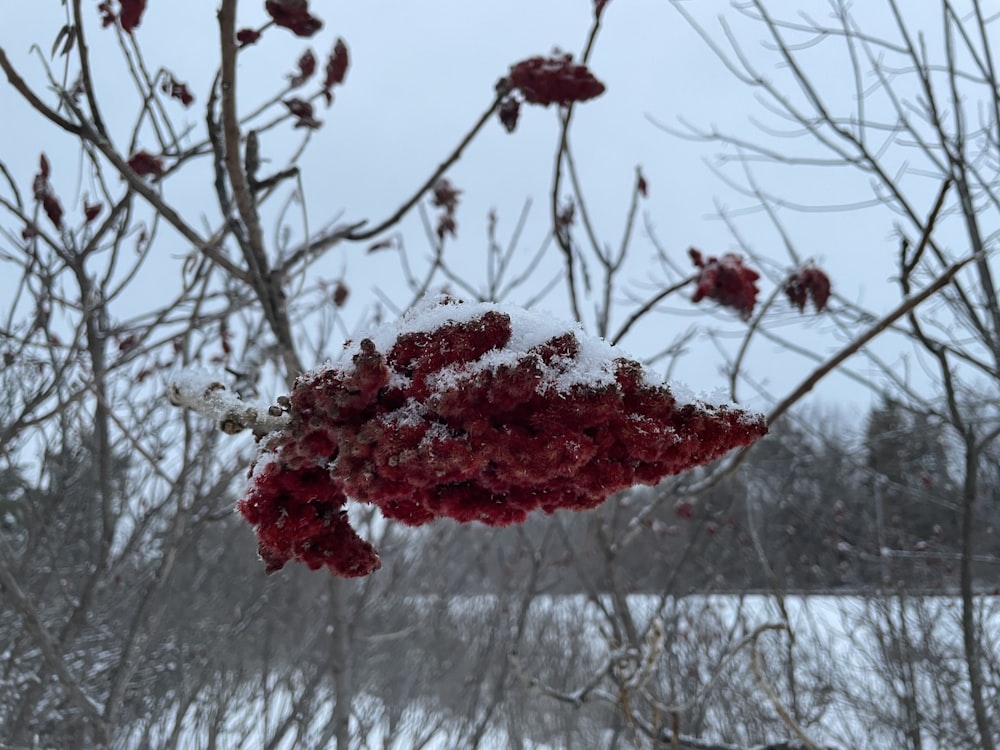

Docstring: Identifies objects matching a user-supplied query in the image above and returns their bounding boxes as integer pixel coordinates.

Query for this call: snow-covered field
[127,593,1000,750]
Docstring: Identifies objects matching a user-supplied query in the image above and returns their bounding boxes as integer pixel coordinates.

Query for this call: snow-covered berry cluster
[238,298,767,577]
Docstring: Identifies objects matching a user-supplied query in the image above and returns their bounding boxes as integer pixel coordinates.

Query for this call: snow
[334,296,624,391]
[248,449,282,482]
[335,295,733,406]
[167,369,290,434]
[128,593,998,750]
[170,299,752,438]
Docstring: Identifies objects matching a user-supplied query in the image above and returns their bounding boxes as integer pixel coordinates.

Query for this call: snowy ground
[135,593,999,750]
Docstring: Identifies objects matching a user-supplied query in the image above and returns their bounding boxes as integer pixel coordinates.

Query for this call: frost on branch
[168,374,291,436]
[236,298,767,578]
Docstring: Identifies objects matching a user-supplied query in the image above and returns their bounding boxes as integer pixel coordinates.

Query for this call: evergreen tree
[864,398,959,585]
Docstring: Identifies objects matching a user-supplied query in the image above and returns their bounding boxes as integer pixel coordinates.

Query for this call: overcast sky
[0,1,969,425]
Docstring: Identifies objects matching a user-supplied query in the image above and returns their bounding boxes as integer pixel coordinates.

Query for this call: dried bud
[332,280,349,308]
[283,98,322,129]
[498,96,520,133]
[288,49,316,88]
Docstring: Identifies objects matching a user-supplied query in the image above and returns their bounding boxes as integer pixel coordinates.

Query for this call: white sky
[0,1,976,427]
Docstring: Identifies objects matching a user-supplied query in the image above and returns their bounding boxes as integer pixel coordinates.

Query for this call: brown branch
[0,47,83,136]
[729,284,784,403]
[766,251,979,426]
[19,69,251,284]
[217,0,301,378]
[611,275,696,346]
[71,0,108,139]
[549,12,606,324]
[551,121,583,323]
[345,94,503,242]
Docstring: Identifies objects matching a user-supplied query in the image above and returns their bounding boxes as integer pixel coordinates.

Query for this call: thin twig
[767,251,979,426]
[345,95,503,242]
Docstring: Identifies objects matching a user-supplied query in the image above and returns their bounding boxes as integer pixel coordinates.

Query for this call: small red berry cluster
[690,248,762,321]
[784,266,832,313]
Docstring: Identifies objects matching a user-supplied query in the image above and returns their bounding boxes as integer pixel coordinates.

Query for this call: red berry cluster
[265,0,322,37]
[689,248,761,321]
[239,461,380,577]
[238,301,767,577]
[495,54,606,132]
[784,266,831,313]
[98,0,146,33]
[505,55,606,106]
